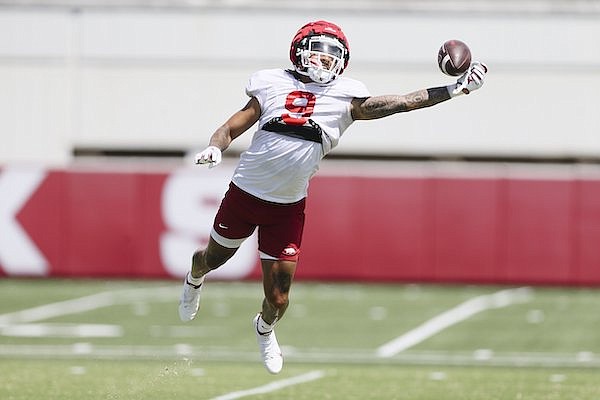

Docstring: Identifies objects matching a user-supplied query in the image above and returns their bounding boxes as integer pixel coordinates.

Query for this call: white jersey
[231,69,370,203]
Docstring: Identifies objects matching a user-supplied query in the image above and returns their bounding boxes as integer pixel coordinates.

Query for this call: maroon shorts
[211,183,306,261]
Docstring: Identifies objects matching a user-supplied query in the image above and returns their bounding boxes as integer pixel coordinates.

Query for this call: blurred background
[1,0,600,285]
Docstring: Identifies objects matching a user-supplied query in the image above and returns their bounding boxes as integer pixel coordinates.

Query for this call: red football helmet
[289,20,350,84]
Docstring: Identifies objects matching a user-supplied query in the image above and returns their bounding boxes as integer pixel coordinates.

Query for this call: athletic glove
[194,146,222,168]
[448,62,488,97]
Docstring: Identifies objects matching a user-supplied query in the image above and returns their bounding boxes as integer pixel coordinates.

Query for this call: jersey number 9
[282,91,316,126]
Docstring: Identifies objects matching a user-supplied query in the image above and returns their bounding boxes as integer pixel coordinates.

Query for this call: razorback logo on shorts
[280,244,300,260]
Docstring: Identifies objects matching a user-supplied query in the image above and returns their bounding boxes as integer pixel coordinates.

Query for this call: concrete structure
[1,2,599,164]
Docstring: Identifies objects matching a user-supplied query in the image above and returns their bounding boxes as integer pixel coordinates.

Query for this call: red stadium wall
[1,165,599,285]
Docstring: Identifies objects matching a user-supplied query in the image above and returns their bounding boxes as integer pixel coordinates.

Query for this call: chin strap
[307,67,335,84]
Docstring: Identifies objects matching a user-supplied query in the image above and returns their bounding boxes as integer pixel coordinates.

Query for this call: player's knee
[266,290,290,309]
[266,269,293,308]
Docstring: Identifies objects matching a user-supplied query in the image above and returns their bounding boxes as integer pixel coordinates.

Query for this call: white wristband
[447,84,463,98]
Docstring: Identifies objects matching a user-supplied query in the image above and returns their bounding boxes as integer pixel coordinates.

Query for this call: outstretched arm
[351,87,451,120]
[351,61,487,121]
[208,97,261,150]
[195,97,261,167]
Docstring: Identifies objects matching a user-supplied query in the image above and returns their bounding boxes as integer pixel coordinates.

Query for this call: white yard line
[210,370,326,400]
[0,292,119,326]
[1,323,123,338]
[376,287,533,358]
[0,284,263,338]
[0,286,179,337]
[0,283,266,328]
[0,286,177,327]
[0,344,597,368]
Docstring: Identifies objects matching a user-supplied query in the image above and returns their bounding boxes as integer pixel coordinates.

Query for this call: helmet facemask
[296,35,347,84]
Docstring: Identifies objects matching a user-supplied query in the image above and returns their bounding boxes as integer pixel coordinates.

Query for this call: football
[437,40,471,76]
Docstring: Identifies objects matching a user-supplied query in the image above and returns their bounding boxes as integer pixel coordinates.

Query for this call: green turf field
[1,278,599,399]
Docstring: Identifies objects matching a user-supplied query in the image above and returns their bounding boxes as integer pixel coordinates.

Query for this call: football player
[179,20,487,374]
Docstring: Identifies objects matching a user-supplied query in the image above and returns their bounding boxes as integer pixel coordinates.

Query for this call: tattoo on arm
[354,86,451,120]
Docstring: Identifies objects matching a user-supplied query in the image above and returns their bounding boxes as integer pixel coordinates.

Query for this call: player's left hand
[195,146,222,168]
[450,61,488,96]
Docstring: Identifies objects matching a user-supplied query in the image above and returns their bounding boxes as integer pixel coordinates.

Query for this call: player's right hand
[195,146,222,168]
[450,61,488,96]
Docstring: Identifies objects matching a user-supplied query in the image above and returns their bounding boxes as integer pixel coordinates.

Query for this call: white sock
[187,273,204,287]
[257,314,276,335]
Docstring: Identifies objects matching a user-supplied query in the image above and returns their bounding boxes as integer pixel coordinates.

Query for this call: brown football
[437,40,471,76]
